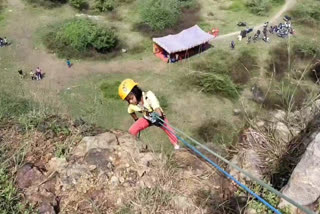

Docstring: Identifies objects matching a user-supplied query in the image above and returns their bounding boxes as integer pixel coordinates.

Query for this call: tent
[152,25,215,63]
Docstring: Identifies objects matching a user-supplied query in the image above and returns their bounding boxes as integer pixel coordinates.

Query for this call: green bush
[139,0,181,31]
[69,0,88,10]
[245,0,272,16]
[44,19,118,58]
[290,0,320,25]
[25,0,67,8]
[95,0,115,12]
[194,72,239,99]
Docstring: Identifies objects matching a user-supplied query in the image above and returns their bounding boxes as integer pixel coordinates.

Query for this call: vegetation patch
[263,80,307,111]
[290,0,320,26]
[69,0,89,10]
[25,0,67,8]
[189,48,258,98]
[94,0,115,12]
[0,93,34,121]
[268,42,290,80]
[245,0,284,16]
[100,81,121,100]
[292,38,320,60]
[197,119,238,145]
[43,18,118,58]
[138,0,181,31]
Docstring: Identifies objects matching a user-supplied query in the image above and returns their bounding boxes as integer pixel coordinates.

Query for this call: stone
[272,110,286,122]
[256,121,265,127]
[279,132,320,212]
[38,203,56,214]
[47,157,67,174]
[16,164,45,189]
[233,109,241,115]
[274,122,291,142]
[84,148,111,171]
[229,149,263,184]
[110,176,119,185]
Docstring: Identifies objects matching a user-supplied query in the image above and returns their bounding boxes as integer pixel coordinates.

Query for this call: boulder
[279,132,320,213]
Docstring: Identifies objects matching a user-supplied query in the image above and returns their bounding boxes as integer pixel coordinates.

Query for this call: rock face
[16,131,219,214]
[279,131,320,213]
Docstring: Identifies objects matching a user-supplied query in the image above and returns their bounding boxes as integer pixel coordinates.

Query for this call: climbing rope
[155,115,315,214]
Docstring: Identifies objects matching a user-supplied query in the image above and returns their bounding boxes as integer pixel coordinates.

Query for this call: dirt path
[4,0,296,92]
[215,0,296,41]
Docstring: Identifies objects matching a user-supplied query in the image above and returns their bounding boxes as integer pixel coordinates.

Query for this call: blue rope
[159,122,282,214]
[154,116,315,214]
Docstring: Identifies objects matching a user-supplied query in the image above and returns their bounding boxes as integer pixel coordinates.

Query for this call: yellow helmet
[118,79,138,100]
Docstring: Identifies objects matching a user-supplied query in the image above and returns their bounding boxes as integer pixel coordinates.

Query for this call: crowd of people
[231,16,294,49]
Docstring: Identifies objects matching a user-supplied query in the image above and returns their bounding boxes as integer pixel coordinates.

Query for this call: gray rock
[233,109,241,115]
[279,132,320,212]
[38,203,56,214]
[274,122,291,142]
[16,164,45,189]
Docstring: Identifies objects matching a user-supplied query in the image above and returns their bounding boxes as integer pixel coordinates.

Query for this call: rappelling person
[118,79,180,150]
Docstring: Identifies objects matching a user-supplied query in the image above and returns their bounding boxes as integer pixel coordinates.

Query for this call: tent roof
[152,25,214,54]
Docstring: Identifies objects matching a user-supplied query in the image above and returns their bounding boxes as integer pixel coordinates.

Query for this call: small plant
[69,0,88,10]
[236,183,291,214]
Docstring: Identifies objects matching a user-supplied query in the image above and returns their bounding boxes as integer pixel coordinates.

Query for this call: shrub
[95,0,115,12]
[245,0,272,16]
[44,19,118,58]
[194,72,239,99]
[290,0,320,25]
[139,0,181,31]
[69,0,88,10]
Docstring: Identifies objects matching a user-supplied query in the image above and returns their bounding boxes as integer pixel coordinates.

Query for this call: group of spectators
[18,67,44,80]
[231,16,294,49]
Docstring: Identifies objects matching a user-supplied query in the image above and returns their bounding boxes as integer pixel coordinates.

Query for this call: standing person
[118,79,180,150]
[230,40,235,50]
[35,67,42,80]
[66,59,72,68]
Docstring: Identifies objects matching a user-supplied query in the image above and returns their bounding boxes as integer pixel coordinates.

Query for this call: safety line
[160,123,282,214]
[156,116,315,214]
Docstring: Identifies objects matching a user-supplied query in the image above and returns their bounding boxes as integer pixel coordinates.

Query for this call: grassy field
[1,0,318,150]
